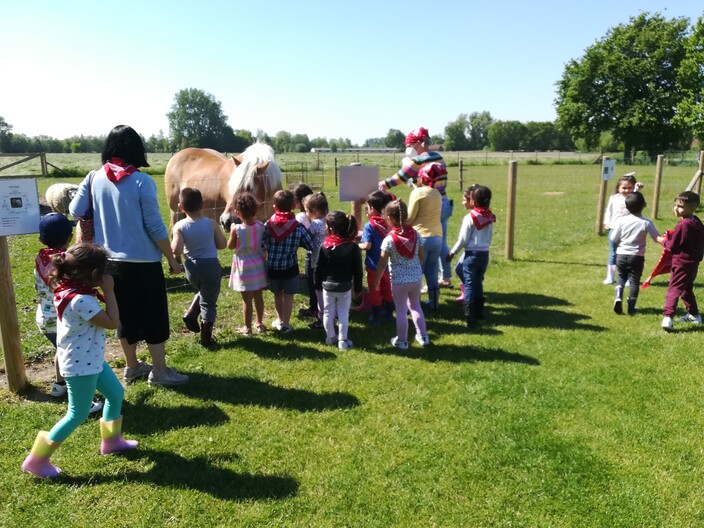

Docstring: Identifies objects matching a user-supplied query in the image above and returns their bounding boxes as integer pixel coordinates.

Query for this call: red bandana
[390,225,417,258]
[323,234,353,249]
[266,211,298,241]
[470,207,497,230]
[53,278,105,321]
[104,157,138,183]
[369,215,389,238]
[35,248,62,287]
[418,162,447,187]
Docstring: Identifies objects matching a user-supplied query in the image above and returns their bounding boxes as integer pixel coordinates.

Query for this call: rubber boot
[183,293,201,333]
[352,292,372,312]
[200,321,216,347]
[21,431,62,478]
[383,301,395,321]
[627,297,638,316]
[100,416,138,455]
[368,305,382,326]
[464,301,475,329]
[455,283,465,303]
[613,285,623,314]
[425,288,440,310]
[475,296,486,319]
[603,264,616,285]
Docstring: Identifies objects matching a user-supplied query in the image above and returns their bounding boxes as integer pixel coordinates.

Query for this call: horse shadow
[59,449,298,501]
[368,343,539,365]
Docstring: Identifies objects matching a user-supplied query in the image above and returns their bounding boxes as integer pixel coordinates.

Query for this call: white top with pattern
[381,234,423,285]
[56,294,106,377]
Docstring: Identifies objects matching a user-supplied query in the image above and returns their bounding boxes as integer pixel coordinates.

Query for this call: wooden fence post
[505,161,517,261]
[0,235,26,393]
[596,156,610,235]
[651,154,663,219]
[458,160,464,190]
[334,158,338,187]
[684,150,704,193]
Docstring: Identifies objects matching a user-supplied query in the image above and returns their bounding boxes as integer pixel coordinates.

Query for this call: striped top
[229,221,267,291]
[383,151,447,196]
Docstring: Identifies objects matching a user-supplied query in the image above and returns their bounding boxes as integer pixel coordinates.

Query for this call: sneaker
[415,334,430,347]
[298,308,318,318]
[390,337,409,350]
[308,319,324,330]
[124,360,152,384]
[148,367,189,387]
[50,382,67,398]
[89,399,104,415]
[279,325,294,335]
[661,316,674,332]
[676,313,703,324]
[325,336,336,345]
[603,277,614,285]
[338,339,353,350]
[613,298,623,314]
[271,320,283,331]
[420,285,428,294]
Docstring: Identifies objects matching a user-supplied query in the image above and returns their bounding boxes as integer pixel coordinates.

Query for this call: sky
[1,1,702,146]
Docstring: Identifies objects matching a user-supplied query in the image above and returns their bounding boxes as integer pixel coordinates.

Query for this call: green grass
[2,161,704,526]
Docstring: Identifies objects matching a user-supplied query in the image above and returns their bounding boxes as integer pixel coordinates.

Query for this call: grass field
[2,158,704,527]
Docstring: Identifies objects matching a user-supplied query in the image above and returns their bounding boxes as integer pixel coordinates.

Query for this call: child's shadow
[371,343,539,365]
[123,399,230,435]
[235,337,337,361]
[60,449,298,501]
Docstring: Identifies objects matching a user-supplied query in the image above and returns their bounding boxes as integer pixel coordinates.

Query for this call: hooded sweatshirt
[314,242,363,293]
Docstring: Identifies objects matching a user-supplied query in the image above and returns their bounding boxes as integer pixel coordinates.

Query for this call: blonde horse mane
[228,141,282,197]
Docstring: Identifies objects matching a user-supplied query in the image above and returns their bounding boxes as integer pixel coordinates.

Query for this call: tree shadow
[234,337,337,361]
[368,343,539,365]
[59,449,298,501]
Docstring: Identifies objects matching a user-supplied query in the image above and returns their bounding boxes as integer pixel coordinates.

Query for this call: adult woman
[70,125,188,387]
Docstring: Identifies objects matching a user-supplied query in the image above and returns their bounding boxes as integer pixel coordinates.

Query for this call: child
[171,188,227,346]
[227,192,268,335]
[661,191,704,331]
[315,211,363,350]
[302,192,329,330]
[290,182,317,319]
[453,184,479,304]
[609,192,663,315]
[22,243,137,479]
[34,213,103,414]
[447,185,496,328]
[263,189,314,333]
[358,190,395,325]
[373,199,429,349]
[603,172,642,284]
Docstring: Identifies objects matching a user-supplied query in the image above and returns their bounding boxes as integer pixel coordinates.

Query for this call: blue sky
[1,1,702,145]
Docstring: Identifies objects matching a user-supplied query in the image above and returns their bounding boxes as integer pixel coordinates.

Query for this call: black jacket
[314,242,363,293]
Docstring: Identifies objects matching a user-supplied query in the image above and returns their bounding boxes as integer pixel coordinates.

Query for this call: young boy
[290,182,317,319]
[302,192,329,330]
[609,192,663,315]
[35,213,103,413]
[263,189,314,333]
[358,190,395,325]
[661,191,704,331]
[171,187,227,346]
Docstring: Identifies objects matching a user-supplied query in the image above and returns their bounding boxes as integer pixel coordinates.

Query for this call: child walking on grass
[227,192,268,335]
[603,172,643,284]
[315,211,363,350]
[373,199,429,349]
[661,191,704,331]
[609,191,663,315]
[22,243,137,479]
[171,188,227,346]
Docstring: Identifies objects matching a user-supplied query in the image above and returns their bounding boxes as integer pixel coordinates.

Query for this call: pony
[164,142,283,229]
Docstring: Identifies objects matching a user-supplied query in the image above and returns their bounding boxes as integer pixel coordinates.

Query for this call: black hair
[49,243,109,289]
[625,191,646,215]
[677,191,700,208]
[366,190,394,214]
[273,189,295,212]
[463,184,480,202]
[303,192,328,215]
[325,210,358,239]
[613,173,637,194]
[234,191,259,218]
[179,187,203,213]
[289,182,313,207]
[102,125,149,167]
[383,199,408,228]
[472,186,492,208]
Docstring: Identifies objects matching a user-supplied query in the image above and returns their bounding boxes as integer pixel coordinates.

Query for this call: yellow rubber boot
[21,431,62,478]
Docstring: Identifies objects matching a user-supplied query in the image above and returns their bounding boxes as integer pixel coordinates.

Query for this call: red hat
[405,127,429,146]
[418,162,447,186]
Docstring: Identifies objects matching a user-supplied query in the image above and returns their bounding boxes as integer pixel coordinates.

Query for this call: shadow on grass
[369,343,539,365]
[234,337,337,361]
[60,449,298,501]
[516,258,603,268]
[124,400,230,435]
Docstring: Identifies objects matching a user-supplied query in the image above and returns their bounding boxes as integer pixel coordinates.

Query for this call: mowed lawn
[2,161,704,527]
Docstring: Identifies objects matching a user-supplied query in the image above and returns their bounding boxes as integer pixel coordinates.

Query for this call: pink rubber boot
[455,283,465,303]
[100,416,138,455]
[21,431,62,478]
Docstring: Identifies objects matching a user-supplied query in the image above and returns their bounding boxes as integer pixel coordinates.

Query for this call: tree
[274,130,292,153]
[488,121,527,151]
[384,129,405,149]
[467,111,494,150]
[443,115,470,151]
[0,116,12,153]
[556,12,694,161]
[363,137,385,148]
[676,16,704,141]
[167,88,231,150]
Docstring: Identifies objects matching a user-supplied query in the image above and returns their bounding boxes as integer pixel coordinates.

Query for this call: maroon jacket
[666,215,704,265]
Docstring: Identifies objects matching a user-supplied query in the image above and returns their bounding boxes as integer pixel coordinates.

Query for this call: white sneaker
[89,399,104,415]
[603,277,614,285]
[415,334,430,347]
[420,285,428,294]
[676,313,702,324]
[271,320,283,331]
[390,337,409,350]
[148,367,189,387]
[123,360,153,384]
[50,382,67,398]
[661,316,674,332]
[338,339,353,350]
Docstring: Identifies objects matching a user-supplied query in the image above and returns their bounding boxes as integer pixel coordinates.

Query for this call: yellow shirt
[407,185,442,238]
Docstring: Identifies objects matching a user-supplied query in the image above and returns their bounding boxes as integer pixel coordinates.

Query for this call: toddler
[302,192,329,329]
[603,173,642,284]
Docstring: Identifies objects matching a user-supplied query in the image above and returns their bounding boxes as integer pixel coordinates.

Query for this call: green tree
[363,137,385,148]
[167,88,231,150]
[0,116,12,152]
[274,130,292,153]
[443,115,470,151]
[384,129,405,149]
[488,121,527,151]
[467,111,494,150]
[676,15,704,141]
[311,137,329,148]
[556,12,693,161]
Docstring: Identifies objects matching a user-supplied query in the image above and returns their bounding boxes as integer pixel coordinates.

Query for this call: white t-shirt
[609,214,660,257]
[56,294,106,377]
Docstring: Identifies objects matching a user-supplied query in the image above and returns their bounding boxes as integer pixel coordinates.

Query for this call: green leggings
[48,362,124,443]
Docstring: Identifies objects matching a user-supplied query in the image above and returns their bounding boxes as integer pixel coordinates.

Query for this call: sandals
[255,323,267,333]
[238,327,253,336]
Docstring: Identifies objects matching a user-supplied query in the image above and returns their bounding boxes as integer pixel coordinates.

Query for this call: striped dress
[229,221,267,291]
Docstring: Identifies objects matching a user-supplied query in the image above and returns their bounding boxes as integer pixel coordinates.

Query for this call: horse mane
[228,141,282,196]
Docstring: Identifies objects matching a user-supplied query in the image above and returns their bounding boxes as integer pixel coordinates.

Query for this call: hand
[168,258,182,275]
[100,274,114,294]
[377,181,387,192]
[445,252,454,263]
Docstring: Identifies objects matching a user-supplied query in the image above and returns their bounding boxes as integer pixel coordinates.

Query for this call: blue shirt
[360,222,385,271]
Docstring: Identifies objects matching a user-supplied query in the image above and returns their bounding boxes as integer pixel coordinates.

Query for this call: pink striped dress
[229,221,267,291]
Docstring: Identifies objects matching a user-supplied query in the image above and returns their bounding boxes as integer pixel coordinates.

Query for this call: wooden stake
[0,235,27,393]
[651,154,663,219]
[596,157,610,235]
[505,161,517,261]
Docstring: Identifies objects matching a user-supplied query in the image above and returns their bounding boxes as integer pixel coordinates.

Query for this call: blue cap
[38,213,73,246]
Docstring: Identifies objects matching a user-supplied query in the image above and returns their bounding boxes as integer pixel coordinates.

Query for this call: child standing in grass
[227,192,268,335]
[315,211,363,350]
[447,185,496,329]
[451,184,479,304]
[171,188,227,347]
[22,243,137,479]
[609,192,663,315]
[302,192,329,330]
[263,189,314,334]
[290,182,317,319]
[603,173,643,284]
[661,191,704,331]
[373,199,429,349]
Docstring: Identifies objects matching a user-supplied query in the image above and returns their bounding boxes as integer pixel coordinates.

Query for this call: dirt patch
[543,192,564,196]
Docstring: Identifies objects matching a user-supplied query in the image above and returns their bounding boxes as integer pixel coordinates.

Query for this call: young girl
[228,192,268,335]
[453,184,479,304]
[302,192,329,330]
[22,243,137,479]
[314,211,363,350]
[603,173,642,284]
[372,200,429,349]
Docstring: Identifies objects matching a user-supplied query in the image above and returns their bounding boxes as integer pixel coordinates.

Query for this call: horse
[164,142,283,229]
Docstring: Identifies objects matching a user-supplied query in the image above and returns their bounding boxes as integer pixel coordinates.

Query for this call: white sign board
[601,159,616,181]
[0,179,41,236]
[339,165,380,202]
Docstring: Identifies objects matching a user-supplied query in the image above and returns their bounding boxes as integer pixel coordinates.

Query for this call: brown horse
[164,142,283,228]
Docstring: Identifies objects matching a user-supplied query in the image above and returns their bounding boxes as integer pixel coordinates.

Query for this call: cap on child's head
[39,213,72,246]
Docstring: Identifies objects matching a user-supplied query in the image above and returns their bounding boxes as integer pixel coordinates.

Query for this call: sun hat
[405,127,429,146]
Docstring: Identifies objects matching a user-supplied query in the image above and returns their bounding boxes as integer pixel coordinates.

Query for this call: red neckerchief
[266,210,298,241]
[390,225,417,258]
[104,157,138,183]
[35,248,63,287]
[470,207,497,230]
[53,278,106,321]
[369,215,389,238]
[323,234,353,249]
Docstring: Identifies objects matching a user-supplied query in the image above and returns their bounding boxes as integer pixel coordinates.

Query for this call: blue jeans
[439,197,454,279]
[420,235,443,291]
[463,250,489,303]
